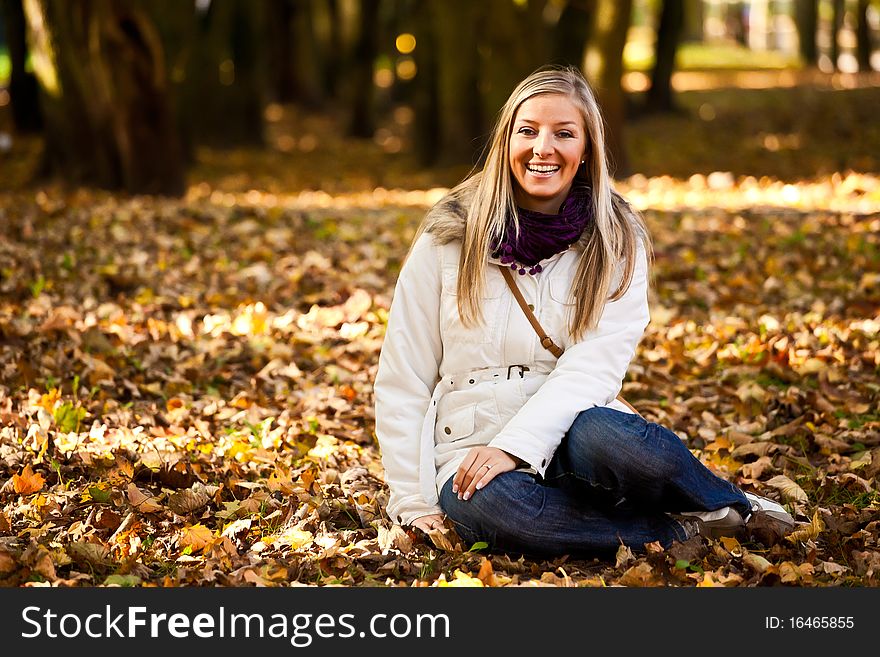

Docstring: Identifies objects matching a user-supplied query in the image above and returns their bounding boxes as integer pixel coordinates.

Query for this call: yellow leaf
[37,388,61,412]
[275,527,313,549]
[13,465,44,495]
[779,561,813,584]
[786,509,824,544]
[697,572,723,587]
[719,536,742,557]
[179,524,214,553]
[436,570,483,587]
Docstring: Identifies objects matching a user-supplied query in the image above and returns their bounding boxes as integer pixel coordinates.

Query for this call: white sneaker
[744,492,796,532]
[677,506,745,538]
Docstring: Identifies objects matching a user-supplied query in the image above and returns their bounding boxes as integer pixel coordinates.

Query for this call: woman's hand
[410,513,446,532]
[453,446,519,501]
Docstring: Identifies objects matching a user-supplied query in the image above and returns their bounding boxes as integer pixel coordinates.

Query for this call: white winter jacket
[373,182,651,525]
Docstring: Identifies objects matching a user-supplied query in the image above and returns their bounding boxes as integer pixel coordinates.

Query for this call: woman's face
[508,93,587,214]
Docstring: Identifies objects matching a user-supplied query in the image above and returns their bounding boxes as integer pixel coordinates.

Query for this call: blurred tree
[176,0,264,148]
[317,0,343,101]
[795,0,818,66]
[22,0,184,194]
[288,0,325,108]
[584,0,632,176]
[266,0,296,103]
[347,0,380,137]
[410,0,439,166]
[856,0,874,71]
[413,0,481,166]
[480,0,550,126]
[726,1,747,46]
[831,0,844,69]
[681,0,702,42]
[551,0,595,68]
[645,0,683,113]
[148,0,266,155]
[2,0,42,132]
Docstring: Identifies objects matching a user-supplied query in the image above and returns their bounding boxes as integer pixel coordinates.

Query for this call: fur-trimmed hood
[420,174,639,253]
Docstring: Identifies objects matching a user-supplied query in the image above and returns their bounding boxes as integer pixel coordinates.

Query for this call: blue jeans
[439,406,750,558]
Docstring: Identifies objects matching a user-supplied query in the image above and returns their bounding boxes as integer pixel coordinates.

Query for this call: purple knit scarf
[492,181,593,275]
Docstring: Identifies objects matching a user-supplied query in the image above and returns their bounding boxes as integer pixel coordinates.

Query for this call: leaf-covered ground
[1,75,879,587]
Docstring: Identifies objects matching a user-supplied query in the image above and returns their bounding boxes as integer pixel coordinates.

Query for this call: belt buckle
[507,365,530,379]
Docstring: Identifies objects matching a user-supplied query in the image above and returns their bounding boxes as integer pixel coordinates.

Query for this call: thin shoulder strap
[498,265,564,358]
[497,264,642,417]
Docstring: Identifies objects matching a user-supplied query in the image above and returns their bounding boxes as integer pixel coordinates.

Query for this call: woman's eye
[558,131,574,139]
[517,127,535,135]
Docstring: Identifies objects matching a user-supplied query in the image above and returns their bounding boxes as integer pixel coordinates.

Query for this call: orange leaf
[13,465,44,495]
[477,557,495,586]
[179,524,214,553]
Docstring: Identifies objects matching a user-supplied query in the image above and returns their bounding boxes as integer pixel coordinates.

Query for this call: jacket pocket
[544,271,575,348]
[440,268,506,344]
[436,403,476,443]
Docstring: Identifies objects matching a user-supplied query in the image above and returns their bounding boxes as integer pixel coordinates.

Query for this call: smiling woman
[372,65,796,559]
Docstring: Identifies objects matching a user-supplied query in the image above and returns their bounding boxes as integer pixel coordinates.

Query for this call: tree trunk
[22,0,185,194]
[266,0,296,103]
[645,0,683,113]
[794,0,818,66]
[856,0,873,72]
[410,0,439,167]
[289,0,324,108]
[347,0,379,138]
[681,0,702,42]
[480,0,550,129]
[584,0,632,177]
[2,0,42,132]
[431,0,482,166]
[831,0,845,69]
[551,0,595,68]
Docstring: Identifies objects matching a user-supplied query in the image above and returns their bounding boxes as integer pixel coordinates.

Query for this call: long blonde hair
[425,65,652,342]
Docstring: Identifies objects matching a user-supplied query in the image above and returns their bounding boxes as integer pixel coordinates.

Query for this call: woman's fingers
[454,447,518,501]
[411,513,445,532]
[452,450,478,495]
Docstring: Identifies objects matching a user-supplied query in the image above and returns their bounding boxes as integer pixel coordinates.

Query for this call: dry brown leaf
[127,483,164,513]
[12,465,44,495]
[168,485,211,515]
[764,475,808,503]
[615,543,635,568]
[619,562,656,587]
[67,541,109,567]
[377,523,413,554]
[742,552,772,574]
[0,550,17,573]
[821,561,850,575]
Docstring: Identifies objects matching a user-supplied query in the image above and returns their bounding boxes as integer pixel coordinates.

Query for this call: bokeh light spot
[395,33,416,54]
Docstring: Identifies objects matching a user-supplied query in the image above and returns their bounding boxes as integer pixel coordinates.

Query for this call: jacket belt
[418,364,552,505]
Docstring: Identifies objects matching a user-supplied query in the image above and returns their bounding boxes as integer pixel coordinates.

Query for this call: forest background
[0,0,878,589]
